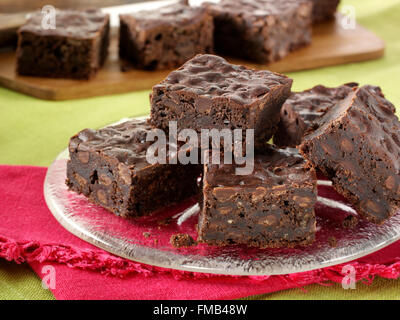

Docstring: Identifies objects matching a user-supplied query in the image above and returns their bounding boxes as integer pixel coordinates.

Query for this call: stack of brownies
[66,53,400,248]
[16,0,341,78]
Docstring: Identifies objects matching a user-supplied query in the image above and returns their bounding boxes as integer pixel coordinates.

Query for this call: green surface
[0,261,54,300]
[245,278,400,300]
[1,0,400,300]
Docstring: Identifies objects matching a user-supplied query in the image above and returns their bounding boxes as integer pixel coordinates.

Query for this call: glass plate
[44,137,400,276]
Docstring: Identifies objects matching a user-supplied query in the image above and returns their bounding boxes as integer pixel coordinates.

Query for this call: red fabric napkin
[0,165,399,300]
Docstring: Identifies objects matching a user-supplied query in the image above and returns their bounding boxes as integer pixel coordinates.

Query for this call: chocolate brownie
[119,2,213,70]
[311,0,340,23]
[274,83,358,147]
[300,85,400,224]
[66,119,202,218]
[198,147,317,248]
[150,54,293,148]
[17,9,109,79]
[205,0,312,63]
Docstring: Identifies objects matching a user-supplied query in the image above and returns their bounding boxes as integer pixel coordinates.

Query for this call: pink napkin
[0,165,399,300]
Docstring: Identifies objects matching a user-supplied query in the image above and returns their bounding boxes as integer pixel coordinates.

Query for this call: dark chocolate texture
[205,0,312,63]
[66,119,201,218]
[198,147,317,248]
[119,2,213,70]
[274,83,358,147]
[17,9,110,79]
[311,0,340,23]
[150,54,292,147]
[300,85,400,224]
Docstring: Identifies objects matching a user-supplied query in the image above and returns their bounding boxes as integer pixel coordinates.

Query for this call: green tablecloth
[1,0,400,300]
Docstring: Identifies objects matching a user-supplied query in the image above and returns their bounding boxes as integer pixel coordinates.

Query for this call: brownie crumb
[170,234,197,248]
[343,215,358,229]
[142,232,151,238]
[328,236,337,248]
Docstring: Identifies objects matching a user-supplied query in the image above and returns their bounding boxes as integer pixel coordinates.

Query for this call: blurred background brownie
[17,9,109,79]
[198,147,317,248]
[205,0,312,63]
[66,119,201,218]
[311,0,340,23]
[300,85,400,224]
[119,1,213,70]
[274,82,358,147]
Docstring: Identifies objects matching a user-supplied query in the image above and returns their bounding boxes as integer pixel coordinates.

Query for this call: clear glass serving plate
[44,138,400,276]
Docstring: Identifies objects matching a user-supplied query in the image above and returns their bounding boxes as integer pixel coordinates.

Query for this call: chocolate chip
[362,199,382,214]
[99,173,112,186]
[293,195,313,208]
[196,97,212,113]
[97,189,108,205]
[77,151,90,163]
[217,207,231,215]
[251,187,267,202]
[74,173,87,186]
[385,175,396,191]
[340,139,353,153]
[261,215,277,226]
[212,187,237,201]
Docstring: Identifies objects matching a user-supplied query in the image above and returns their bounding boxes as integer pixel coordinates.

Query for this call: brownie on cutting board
[300,85,400,224]
[150,54,293,148]
[198,147,317,248]
[311,0,340,23]
[66,119,202,218]
[17,9,109,79]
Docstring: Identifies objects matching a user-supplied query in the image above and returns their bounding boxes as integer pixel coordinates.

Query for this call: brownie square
[198,147,317,248]
[66,119,202,218]
[274,83,358,147]
[17,9,110,79]
[311,0,340,23]
[300,85,400,224]
[205,0,312,63]
[119,2,213,70]
[150,54,293,147]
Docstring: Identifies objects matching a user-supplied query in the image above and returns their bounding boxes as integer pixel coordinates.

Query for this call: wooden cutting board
[0,16,385,101]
